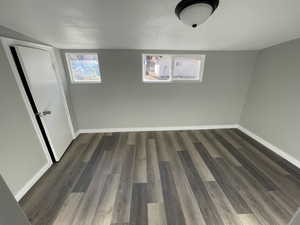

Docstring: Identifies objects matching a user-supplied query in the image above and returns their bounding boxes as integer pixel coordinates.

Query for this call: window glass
[66,53,101,83]
[143,55,171,82]
[142,54,205,83]
[173,57,201,80]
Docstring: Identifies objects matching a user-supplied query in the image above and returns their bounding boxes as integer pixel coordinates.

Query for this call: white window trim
[65,52,102,84]
[142,54,206,83]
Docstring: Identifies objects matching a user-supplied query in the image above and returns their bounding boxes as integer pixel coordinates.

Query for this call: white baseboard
[237,125,300,169]
[74,130,81,139]
[77,124,239,134]
[15,161,52,201]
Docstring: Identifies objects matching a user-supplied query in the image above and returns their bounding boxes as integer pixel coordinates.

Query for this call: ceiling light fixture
[175,0,219,28]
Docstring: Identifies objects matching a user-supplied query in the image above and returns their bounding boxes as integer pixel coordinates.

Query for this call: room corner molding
[237,125,300,169]
[15,161,52,202]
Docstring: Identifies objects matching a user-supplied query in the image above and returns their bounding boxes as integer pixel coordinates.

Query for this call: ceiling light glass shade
[175,0,219,28]
[179,3,213,27]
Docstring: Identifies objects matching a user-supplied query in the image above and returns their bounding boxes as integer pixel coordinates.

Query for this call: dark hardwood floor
[20,129,300,225]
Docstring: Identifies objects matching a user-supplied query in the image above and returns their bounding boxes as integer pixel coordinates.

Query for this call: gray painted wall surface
[61,50,257,130]
[0,175,31,225]
[0,27,48,195]
[240,38,300,160]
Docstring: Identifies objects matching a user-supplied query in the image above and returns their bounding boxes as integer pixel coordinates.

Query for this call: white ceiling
[1,0,300,50]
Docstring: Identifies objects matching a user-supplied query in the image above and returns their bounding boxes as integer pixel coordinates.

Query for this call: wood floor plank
[238,189,280,225]
[205,181,242,225]
[159,161,186,225]
[237,214,262,225]
[233,129,300,179]
[70,150,114,225]
[216,130,242,149]
[273,175,300,205]
[71,173,109,225]
[179,131,215,181]
[162,132,206,225]
[226,129,290,176]
[226,131,300,205]
[155,132,171,161]
[133,132,147,183]
[111,133,128,174]
[72,134,113,192]
[168,131,184,151]
[77,133,96,144]
[82,133,103,163]
[219,153,293,225]
[178,151,225,225]
[174,131,188,151]
[129,183,148,225]
[147,203,167,225]
[112,146,136,224]
[194,143,252,214]
[214,158,244,190]
[127,132,137,145]
[146,139,164,203]
[52,193,83,225]
[192,131,222,158]
[234,167,286,225]
[245,168,291,224]
[267,191,298,216]
[203,130,242,167]
[211,130,278,191]
[101,133,120,151]
[91,173,121,225]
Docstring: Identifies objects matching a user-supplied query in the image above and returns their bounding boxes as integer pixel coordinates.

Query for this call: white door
[15,46,73,161]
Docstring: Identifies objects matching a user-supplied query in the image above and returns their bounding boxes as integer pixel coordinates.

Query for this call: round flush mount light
[175,0,219,28]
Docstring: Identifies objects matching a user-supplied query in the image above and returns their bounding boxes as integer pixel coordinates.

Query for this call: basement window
[66,53,101,83]
[143,55,172,82]
[142,54,205,82]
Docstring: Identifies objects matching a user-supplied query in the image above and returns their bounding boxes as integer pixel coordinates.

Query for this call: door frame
[1,37,76,162]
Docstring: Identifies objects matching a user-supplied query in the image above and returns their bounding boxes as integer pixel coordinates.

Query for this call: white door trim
[0,37,75,162]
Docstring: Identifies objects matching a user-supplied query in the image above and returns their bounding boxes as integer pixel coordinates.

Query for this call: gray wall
[61,50,258,130]
[240,38,300,160]
[0,26,49,196]
[0,175,31,225]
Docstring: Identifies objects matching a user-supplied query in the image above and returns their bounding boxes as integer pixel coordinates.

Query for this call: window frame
[142,54,206,83]
[65,52,102,84]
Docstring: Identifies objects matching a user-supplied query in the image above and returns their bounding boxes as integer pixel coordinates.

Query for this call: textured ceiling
[0,0,300,50]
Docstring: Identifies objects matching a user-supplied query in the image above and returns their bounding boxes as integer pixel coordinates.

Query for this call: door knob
[42,110,52,116]
[36,110,52,117]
